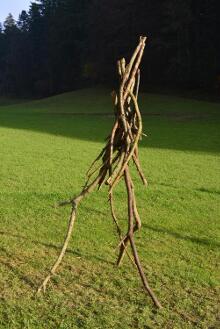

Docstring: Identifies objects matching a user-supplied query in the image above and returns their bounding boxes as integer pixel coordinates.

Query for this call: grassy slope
[0,89,219,328]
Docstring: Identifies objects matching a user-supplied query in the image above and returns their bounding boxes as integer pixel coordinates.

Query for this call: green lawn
[0,88,219,328]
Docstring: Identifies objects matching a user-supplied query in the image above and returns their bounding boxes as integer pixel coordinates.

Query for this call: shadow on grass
[0,230,114,289]
[156,182,220,196]
[0,91,219,153]
[143,225,220,249]
[0,230,114,267]
[195,187,220,195]
[0,246,36,288]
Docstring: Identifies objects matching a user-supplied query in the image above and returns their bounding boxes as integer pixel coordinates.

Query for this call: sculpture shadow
[143,224,220,249]
[0,230,114,268]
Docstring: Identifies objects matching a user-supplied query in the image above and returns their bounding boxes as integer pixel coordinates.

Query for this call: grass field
[0,88,219,328]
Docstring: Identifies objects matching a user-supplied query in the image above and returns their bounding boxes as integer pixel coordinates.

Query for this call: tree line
[0,0,219,97]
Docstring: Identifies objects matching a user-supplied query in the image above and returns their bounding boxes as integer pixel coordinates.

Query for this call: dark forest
[0,0,219,97]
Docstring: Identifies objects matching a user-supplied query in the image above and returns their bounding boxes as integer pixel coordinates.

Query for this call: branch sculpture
[37,36,162,309]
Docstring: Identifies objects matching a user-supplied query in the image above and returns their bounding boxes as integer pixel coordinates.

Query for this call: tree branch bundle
[37,36,162,309]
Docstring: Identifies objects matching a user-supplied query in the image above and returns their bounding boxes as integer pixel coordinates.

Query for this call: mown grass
[0,88,219,328]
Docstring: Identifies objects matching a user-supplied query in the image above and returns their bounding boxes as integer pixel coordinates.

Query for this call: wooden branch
[37,36,162,309]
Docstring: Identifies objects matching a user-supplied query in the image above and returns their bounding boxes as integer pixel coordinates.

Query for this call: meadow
[0,88,219,328]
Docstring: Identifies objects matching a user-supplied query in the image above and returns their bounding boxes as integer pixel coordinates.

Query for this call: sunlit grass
[0,89,219,328]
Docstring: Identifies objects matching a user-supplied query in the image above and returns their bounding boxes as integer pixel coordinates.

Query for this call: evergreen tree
[0,0,219,97]
[17,10,29,32]
[4,13,16,31]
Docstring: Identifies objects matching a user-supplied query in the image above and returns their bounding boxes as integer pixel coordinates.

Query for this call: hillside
[0,89,219,328]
